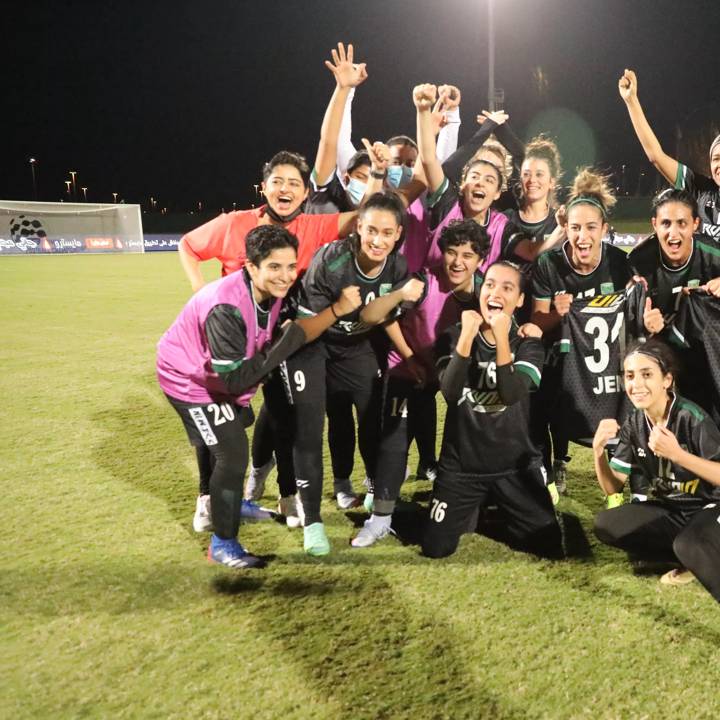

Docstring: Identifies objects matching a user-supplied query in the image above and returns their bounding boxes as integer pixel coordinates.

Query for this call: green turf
[2,253,718,720]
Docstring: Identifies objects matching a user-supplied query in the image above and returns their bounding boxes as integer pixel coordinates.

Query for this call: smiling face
[651,200,699,267]
[479,262,523,324]
[357,208,402,265]
[623,352,673,418]
[460,161,501,220]
[443,241,482,290]
[246,246,298,301]
[261,164,309,218]
[711,142,720,188]
[520,157,555,205]
[566,202,607,272]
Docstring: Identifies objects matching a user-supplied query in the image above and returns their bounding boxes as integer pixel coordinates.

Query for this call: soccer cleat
[547,481,560,506]
[552,458,569,494]
[207,535,264,569]
[334,478,361,509]
[660,568,696,586]
[193,494,213,532]
[351,516,395,548]
[606,492,625,509]
[304,522,331,556]
[243,456,276,501]
[278,494,303,529]
[416,463,438,482]
[240,499,275,522]
[363,492,374,513]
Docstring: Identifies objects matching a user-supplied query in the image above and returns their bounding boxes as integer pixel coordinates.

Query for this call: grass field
[3,252,719,720]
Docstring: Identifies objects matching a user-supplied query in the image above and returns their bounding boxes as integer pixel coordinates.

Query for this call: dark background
[6,0,720,212]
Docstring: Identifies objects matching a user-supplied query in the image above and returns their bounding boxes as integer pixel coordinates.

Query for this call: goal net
[0,201,144,255]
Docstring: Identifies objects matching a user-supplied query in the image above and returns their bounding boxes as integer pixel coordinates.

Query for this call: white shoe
[334,479,360,509]
[351,515,395,548]
[278,494,303,529]
[244,456,276,501]
[193,494,213,532]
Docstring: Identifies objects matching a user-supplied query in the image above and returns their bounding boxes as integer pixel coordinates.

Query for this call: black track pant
[594,501,720,602]
[167,395,250,540]
[373,377,436,515]
[422,464,561,559]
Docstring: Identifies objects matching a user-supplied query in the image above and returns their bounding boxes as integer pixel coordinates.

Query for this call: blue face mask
[346,177,367,207]
[387,165,413,189]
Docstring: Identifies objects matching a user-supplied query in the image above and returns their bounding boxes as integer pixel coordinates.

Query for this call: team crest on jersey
[379,283,392,296]
[687,279,700,288]
[600,282,615,295]
[459,387,506,413]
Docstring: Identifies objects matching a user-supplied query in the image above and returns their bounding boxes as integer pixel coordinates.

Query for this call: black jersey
[305,173,353,215]
[675,164,720,241]
[436,324,543,474]
[628,233,720,320]
[504,208,557,244]
[297,237,408,348]
[554,285,645,442]
[669,290,720,422]
[609,393,720,511]
[532,241,631,302]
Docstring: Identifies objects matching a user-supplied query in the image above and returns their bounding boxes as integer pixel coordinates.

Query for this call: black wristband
[331,303,339,319]
[371,170,387,179]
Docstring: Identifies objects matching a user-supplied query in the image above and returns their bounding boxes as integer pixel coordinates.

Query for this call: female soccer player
[286,192,419,556]
[350,219,488,547]
[157,225,361,569]
[422,261,561,559]
[414,84,557,273]
[530,168,631,495]
[593,340,720,602]
[619,69,720,239]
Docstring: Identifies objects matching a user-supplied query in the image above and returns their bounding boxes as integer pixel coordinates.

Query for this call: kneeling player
[350,219,487,547]
[422,261,562,559]
[156,226,360,569]
[593,340,720,601]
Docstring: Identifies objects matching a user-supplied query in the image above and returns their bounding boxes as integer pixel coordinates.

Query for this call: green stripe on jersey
[426,177,449,208]
[697,240,720,259]
[678,398,706,421]
[514,361,541,387]
[296,305,316,318]
[669,324,687,348]
[558,338,571,353]
[674,163,687,190]
[609,457,632,475]
[211,357,244,373]
[327,250,353,273]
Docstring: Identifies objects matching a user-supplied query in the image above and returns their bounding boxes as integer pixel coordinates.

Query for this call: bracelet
[370,170,387,179]
[331,304,339,319]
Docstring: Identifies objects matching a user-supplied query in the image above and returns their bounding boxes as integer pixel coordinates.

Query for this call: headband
[710,134,720,158]
[566,195,607,219]
[625,348,669,375]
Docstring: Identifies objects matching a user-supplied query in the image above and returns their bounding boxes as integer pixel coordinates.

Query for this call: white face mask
[346,177,367,207]
[387,165,413,189]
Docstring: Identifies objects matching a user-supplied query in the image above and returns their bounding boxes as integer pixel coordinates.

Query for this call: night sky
[6,0,720,211]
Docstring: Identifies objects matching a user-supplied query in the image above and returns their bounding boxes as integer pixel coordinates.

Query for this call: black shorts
[281,339,381,405]
[165,394,254,447]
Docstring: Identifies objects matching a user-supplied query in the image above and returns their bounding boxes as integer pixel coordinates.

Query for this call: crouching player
[422,261,562,559]
[350,219,488,547]
[156,226,360,569]
[593,340,720,601]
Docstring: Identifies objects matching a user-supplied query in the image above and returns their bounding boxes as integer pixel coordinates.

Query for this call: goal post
[0,201,144,255]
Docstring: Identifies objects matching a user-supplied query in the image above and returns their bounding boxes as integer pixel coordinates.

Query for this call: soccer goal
[0,201,144,255]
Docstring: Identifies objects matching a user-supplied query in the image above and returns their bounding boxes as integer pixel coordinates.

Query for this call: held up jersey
[436,324,543,474]
[609,393,720,511]
[554,284,645,442]
[675,164,720,241]
[297,237,408,349]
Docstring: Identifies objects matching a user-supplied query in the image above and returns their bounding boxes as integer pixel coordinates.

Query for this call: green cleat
[303,522,330,556]
[363,492,374,513]
[547,481,560,506]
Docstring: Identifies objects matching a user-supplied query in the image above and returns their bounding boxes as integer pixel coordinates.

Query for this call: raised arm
[360,277,425,325]
[619,69,679,185]
[592,420,626,495]
[414,84,446,195]
[649,425,720,488]
[314,42,368,187]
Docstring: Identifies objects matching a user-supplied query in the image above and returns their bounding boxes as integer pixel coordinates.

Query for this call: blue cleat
[207,535,264,569]
[240,499,275,522]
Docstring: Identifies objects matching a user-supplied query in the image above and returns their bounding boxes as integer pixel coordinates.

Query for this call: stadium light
[82,187,88,202]
[29,158,38,200]
[65,180,71,197]
[69,171,77,200]
[112,192,118,203]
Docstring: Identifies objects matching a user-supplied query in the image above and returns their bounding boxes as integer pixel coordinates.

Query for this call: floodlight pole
[29,158,38,200]
[487,0,495,112]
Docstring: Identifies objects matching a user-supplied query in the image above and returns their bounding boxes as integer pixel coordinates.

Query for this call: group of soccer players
[156,44,720,603]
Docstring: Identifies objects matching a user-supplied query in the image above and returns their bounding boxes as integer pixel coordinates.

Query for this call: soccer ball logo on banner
[9,215,51,251]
